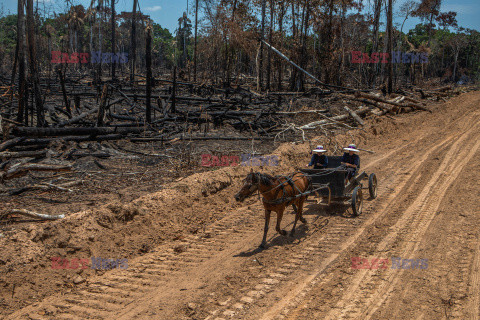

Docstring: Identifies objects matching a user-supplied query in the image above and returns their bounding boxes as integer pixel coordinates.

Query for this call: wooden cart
[300,156,377,216]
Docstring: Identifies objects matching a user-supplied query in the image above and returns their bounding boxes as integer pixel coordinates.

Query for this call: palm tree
[177,12,191,68]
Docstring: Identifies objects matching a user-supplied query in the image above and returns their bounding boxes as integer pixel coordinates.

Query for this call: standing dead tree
[145,24,153,123]
[96,84,108,127]
[257,0,266,91]
[130,0,138,84]
[16,0,27,124]
[111,0,116,80]
[386,0,394,94]
[370,0,382,87]
[26,0,45,126]
[266,0,274,91]
[193,0,199,82]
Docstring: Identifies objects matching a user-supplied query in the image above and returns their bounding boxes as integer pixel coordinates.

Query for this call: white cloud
[145,5,162,12]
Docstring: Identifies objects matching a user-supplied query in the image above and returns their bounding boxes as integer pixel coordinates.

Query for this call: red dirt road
[3,90,480,320]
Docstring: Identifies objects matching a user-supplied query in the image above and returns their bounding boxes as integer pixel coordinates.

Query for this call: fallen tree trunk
[168,135,276,142]
[12,126,149,137]
[4,209,64,220]
[0,150,46,159]
[110,113,140,122]
[106,98,125,108]
[57,107,99,127]
[0,137,26,151]
[344,106,365,126]
[7,182,74,195]
[356,92,431,113]
[67,152,111,159]
[339,94,394,112]
[182,110,325,117]
[299,107,370,130]
[402,95,426,106]
[416,89,455,97]
[401,101,432,112]
[0,164,71,181]
[273,109,329,115]
[433,85,452,92]
[15,134,124,146]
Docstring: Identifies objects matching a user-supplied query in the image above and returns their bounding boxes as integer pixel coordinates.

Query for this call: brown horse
[234,169,311,248]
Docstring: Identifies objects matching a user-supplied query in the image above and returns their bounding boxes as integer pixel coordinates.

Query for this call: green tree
[176,12,192,68]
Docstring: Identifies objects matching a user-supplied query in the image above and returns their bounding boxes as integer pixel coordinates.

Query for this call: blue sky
[0,0,479,34]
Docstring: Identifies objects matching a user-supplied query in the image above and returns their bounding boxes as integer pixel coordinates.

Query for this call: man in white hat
[306,145,328,169]
[341,144,360,182]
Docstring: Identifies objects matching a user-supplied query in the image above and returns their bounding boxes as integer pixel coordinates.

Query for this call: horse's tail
[288,171,312,200]
[292,170,312,191]
[298,171,312,202]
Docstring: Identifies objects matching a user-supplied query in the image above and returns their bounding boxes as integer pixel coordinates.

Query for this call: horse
[234,169,311,248]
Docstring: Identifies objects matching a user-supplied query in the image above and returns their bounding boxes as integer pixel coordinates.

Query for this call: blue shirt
[308,154,328,169]
[341,153,360,168]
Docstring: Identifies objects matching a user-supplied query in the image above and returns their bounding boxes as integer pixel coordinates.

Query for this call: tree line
[0,0,478,95]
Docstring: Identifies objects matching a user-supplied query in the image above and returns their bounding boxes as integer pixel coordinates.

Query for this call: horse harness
[259,172,311,205]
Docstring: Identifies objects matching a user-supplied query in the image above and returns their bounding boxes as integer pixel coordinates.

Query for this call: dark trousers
[346,167,357,180]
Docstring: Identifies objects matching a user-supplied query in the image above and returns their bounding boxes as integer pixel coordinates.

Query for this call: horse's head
[235,169,259,202]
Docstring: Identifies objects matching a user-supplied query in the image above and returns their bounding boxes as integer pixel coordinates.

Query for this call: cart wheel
[352,186,363,216]
[368,173,377,199]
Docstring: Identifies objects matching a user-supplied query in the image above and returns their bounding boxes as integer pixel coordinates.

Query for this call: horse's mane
[257,172,275,186]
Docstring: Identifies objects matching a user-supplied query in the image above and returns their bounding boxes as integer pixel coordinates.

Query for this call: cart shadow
[303,202,354,218]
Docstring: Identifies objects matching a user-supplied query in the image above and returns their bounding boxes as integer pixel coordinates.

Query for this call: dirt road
[4,91,480,319]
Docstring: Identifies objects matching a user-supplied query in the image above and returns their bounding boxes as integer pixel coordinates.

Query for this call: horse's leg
[296,178,309,227]
[292,204,298,213]
[290,202,299,237]
[275,208,287,236]
[299,197,307,224]
[260,209,271,248]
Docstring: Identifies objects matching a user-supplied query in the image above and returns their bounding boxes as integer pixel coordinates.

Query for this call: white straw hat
[343,144,359,152]
[312,145,327,153]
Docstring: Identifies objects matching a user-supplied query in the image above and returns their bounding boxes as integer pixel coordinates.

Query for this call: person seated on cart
[306,145,328,169]
[341,144,360,182]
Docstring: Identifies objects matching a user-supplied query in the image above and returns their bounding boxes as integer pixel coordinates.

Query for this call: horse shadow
[234,222,310,257]
[234,197,369,257]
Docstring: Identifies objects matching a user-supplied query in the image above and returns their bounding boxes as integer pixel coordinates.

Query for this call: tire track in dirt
[365,132,480,320]
[8,182,340,319]
[204,219,363,320]
[441,172,480,320]
[7,125,427,320]
[6,114,433,320]
[220,122,469,320]
[411,227,479,320]
[467,238,480,320]
[258,147,450,320]
[6,202,264,320]
[199,126,450,319]
[321,119,480,320]
[98,114,479,320]
[7,101,480,320]
[255,111,480,320]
